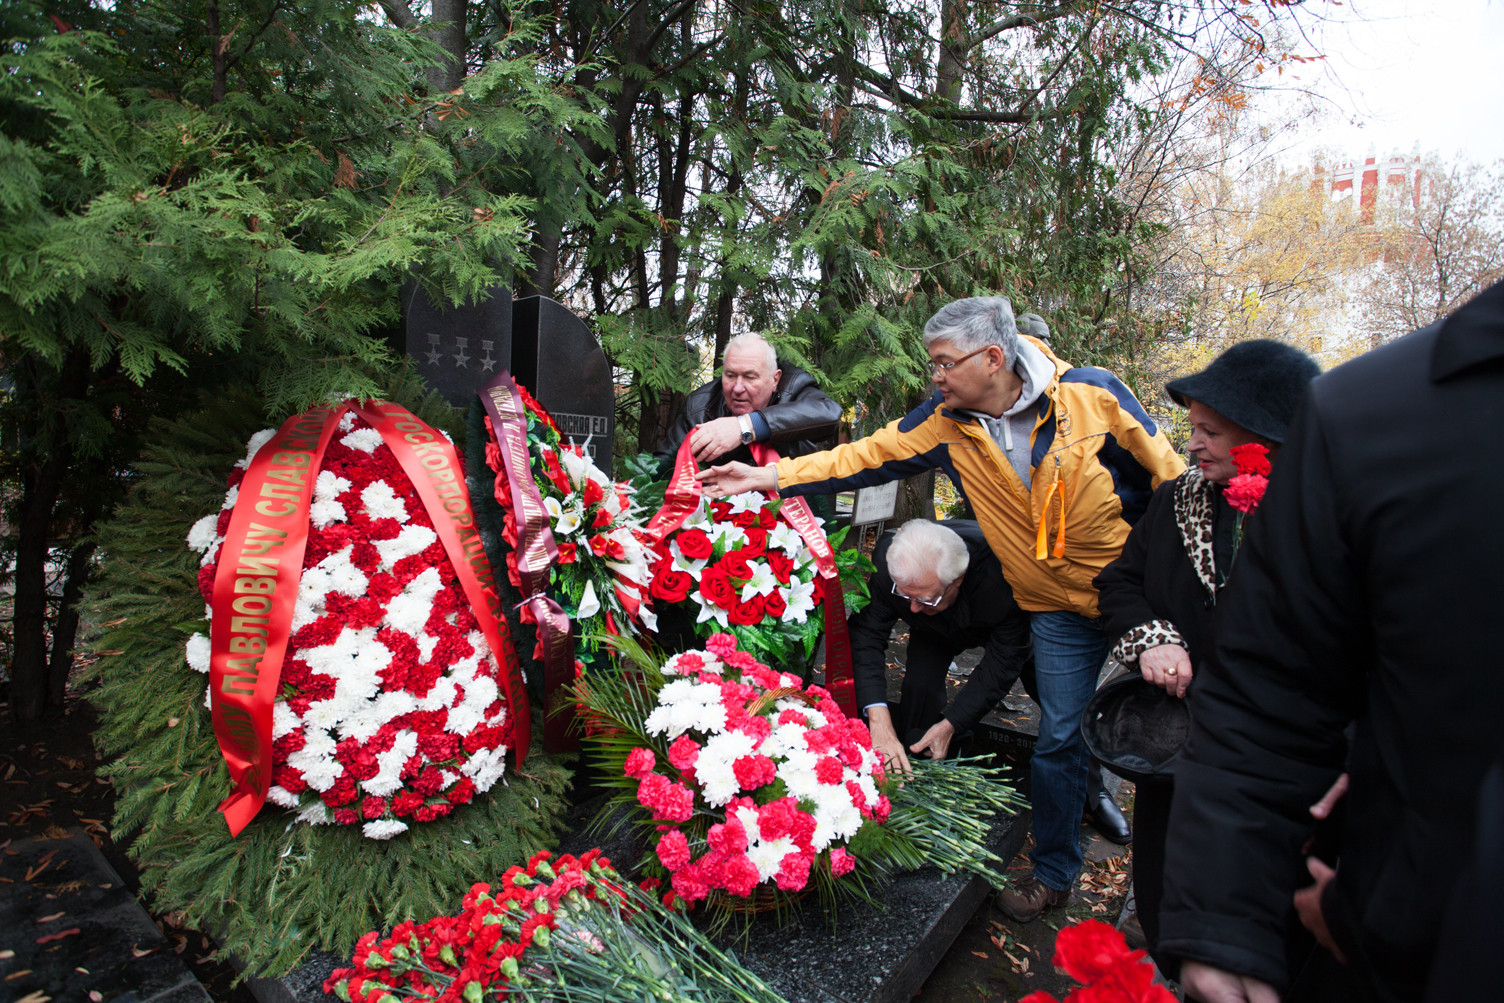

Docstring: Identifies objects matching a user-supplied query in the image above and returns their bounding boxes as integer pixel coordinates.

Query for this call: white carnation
[243,429,277,466]
[185,633,211,673]
[340,427,384,454]
[266,785,300,809]
[384,567,443,636]
[374,524,437,568]
[362,818,409,840]
[461,745,508,791]
[186,515,219,554]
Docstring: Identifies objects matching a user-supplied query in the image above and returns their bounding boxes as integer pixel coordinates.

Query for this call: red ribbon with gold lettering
[477,372,578,752]
[210,404,349,836]
[641,435,705,549]
[352,401,533,765]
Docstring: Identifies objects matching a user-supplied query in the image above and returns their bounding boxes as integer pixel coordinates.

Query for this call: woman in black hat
[1092,339,1321,964]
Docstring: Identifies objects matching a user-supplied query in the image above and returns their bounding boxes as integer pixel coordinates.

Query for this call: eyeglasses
[891,580,956,607]
[927,346,992,376]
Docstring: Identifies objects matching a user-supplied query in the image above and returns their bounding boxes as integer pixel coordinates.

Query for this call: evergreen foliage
[0,0,597,721]
[84,383,571,978]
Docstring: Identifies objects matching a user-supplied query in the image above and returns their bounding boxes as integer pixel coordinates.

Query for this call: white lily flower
[577,578,601,618]
[782,578,819,623]
[740,561,779,601]
[724,491,766,514]
[768,524,804,556]
[545,495,582,536]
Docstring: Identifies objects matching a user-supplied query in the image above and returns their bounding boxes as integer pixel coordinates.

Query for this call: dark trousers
[895,630,960,746]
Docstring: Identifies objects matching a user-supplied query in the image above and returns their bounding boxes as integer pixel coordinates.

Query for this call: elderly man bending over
[654,332,841,473]
[854,519,1031,773]
[698,296,1182,922]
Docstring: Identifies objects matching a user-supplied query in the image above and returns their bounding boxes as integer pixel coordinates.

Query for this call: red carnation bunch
[325,850,625,1003]
[1022,920,1176,1003]
[1224,442,1271,514]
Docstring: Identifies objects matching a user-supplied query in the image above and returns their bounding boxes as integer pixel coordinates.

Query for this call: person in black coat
[1094,339,1321,965]
[849,519,1032,772]
[1158,279,1504,1003]
[653,332,841,474]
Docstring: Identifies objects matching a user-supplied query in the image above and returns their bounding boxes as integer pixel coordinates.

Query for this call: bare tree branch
[375,0,415,31]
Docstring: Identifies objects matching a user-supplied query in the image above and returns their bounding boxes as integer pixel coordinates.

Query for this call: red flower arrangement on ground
[185,414,511,839]
[325,849,787,1003]
[1021,920,1176,1003]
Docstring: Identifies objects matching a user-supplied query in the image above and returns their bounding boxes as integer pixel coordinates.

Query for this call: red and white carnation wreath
[185,413,511,839]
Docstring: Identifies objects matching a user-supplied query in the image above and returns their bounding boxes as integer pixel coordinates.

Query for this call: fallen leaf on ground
[36,928,81,944]
[0,950,13,960]
[16,991,51,1003]
[970,951,988,959]
[5,970,35,982]
[131,945,154,958]
[38,912,66,923]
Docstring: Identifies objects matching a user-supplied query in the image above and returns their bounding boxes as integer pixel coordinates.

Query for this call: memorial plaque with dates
[400,282,513,409]
[512,295,615,476]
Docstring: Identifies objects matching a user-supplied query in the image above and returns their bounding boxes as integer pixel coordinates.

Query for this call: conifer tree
[0,0,591,721]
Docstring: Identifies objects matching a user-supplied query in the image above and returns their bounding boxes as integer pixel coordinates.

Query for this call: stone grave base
[0,830,210,1002]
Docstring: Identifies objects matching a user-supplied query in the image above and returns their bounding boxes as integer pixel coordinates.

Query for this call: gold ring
[1165,667,1178,676]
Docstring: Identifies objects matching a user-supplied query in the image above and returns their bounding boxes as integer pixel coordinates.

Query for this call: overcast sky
[1275,0,1504,166]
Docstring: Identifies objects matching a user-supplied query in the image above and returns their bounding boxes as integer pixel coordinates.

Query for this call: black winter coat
[653,363,841,474]
[1095,469,1236,670]
[848,520,1031,734]
[1158,279,1504,1002]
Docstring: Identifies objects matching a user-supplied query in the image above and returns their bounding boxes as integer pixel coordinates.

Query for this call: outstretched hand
[697,460,778,497]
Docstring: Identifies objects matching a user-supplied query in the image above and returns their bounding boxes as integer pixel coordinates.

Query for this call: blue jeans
[1027,610,1109,891]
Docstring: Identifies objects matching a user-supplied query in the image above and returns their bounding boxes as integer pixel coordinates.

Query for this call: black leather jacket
[653,363,841,474]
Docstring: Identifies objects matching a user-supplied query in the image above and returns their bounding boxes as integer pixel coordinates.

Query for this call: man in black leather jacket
[653,332,841,475]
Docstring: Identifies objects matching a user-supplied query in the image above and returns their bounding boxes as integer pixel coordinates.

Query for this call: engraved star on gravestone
[400,281,513,409]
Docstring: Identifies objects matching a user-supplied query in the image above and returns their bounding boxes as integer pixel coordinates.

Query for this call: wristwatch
[738,413,755,445]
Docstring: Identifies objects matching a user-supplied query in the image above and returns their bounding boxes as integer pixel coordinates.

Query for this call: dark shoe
[1118,906,1149,952]
[995,875,1071,923]
[1085,790,1132,844]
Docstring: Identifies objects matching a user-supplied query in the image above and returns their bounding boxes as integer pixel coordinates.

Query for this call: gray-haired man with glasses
[851,519,1032,773]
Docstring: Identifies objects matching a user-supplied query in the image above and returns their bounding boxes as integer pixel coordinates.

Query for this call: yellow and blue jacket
[776,344,1185,617]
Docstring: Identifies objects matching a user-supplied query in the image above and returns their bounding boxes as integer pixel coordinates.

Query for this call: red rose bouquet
[1021,919,1175,1003]
[325,849,785,1003]
[576,633,1022,922]
[186,413,512,839]
[648,491,869,669]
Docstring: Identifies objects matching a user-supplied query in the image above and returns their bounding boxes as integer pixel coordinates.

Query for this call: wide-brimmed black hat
[1165,339,1320,443]
[1081,673,1191,783]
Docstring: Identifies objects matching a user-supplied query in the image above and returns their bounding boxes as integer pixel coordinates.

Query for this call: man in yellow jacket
[700,296,1184,919]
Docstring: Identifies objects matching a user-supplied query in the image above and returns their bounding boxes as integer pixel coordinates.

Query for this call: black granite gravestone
[511,295,615,477]
[400,282,514,409]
